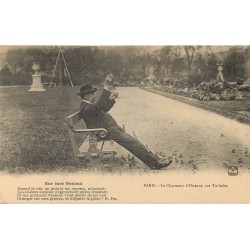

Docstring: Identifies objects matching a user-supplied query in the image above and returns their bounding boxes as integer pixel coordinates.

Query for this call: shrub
[12,72,32,85]
[0,65,13,85]
[153,79,243,101]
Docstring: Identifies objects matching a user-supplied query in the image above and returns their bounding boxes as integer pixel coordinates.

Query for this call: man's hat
[77,84,97,96]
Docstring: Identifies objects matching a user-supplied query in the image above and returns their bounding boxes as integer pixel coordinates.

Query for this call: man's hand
[110,92,118,100]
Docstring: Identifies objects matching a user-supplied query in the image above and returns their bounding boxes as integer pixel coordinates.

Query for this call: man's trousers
[105,127,159,168]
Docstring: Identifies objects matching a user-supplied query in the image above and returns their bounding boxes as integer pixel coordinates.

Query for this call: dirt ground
[103,87,250,175]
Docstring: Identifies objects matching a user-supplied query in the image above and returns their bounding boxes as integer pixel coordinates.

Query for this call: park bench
[66,111,116,165]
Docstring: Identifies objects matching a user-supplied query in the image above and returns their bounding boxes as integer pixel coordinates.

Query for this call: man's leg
[106,128,159,168]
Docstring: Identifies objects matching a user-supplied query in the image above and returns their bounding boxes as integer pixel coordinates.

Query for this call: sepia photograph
[1,2,249,250]
[0,45,249,203]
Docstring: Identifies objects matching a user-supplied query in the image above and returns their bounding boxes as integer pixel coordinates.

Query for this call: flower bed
[153,80,249,101]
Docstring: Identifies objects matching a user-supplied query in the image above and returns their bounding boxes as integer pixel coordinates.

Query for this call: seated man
[78,82,173,170]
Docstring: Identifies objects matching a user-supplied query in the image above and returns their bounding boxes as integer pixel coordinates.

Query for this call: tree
[0,64,12,85]
[5,46,48,84]
[105,50,124,77]
[6,47,25,76]
[205,53,218,80]
[60,46,100,84]
[160,46,173,76]
[170,58,184,77]
[138,52,149,77]
[183,46,200,78]
[194,53,207,81]
[244,46,250,79]
[134,47,154,78]
[224,46,246,81]
[155,46,174,79]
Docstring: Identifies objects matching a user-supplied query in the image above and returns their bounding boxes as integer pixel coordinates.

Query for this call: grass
[0,86,100,173]
[0,85,166,174]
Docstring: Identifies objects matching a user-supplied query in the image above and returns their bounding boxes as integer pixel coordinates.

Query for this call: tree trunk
[187,63,191,78]
[142,63,146,77]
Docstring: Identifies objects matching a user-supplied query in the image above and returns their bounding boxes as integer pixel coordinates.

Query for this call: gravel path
[105,87,250,174]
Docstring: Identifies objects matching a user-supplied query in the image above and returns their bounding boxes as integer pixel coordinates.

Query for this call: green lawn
[0,86,103,173]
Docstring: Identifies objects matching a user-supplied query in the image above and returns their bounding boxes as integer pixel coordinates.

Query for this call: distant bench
[66,111,116,165]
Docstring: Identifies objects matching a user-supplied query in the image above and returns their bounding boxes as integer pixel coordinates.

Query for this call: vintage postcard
[0,45,249,203]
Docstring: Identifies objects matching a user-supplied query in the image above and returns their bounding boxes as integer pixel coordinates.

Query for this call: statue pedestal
[28,73,46,91]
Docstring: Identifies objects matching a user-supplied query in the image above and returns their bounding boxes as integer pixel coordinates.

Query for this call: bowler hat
[77,84,97,96]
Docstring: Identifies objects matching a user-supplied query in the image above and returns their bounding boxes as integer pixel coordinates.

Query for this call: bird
[130,156,136,166]
[120,155,127,164]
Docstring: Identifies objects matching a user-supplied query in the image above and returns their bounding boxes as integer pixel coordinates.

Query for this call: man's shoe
[153,159,173,170]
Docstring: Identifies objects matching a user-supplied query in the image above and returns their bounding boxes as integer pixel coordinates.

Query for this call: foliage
[2,46,250,86]
[153,79,244,101]
[183,46,201,78]
[224,46,246,81]
[206,53,219,80]
[194,52,219,81]
[0,64,12,85]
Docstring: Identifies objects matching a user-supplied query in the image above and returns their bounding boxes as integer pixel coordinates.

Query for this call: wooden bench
[66,111,116,165]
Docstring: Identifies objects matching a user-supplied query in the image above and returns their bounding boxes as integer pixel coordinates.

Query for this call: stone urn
[32,62,40,72]
[28,62,46,91]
